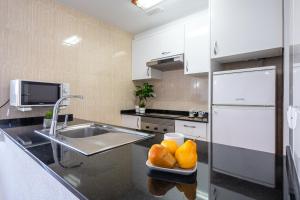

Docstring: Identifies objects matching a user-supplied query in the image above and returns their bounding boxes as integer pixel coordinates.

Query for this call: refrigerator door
[213,67,275,106]
[212,106,275,153]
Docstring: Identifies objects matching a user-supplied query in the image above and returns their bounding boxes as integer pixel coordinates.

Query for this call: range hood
[146,54,184,71]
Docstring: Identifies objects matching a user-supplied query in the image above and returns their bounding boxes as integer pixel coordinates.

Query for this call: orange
[161,140,178,155]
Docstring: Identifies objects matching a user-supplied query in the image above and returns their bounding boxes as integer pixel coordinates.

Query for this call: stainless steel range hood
[146,54,184,71]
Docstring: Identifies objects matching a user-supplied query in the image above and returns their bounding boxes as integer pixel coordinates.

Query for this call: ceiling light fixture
[62,35,82,46]
[131,0,164,10]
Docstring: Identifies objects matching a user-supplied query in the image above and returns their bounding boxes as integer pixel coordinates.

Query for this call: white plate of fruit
[146,133,198,175]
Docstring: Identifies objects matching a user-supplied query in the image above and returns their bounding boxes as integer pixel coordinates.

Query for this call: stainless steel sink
[34,123,154,156]
[58,124,110,138]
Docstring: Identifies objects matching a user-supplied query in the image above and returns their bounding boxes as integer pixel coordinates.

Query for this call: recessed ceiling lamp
[131,0,165,10]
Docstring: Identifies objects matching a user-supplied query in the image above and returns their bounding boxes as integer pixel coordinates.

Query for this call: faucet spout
[49,95,83,136]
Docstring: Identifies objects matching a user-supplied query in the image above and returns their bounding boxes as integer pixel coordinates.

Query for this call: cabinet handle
[186,60,189,72]
[213,41,218,55]
[184,125,196,128]
[235,98,245,101]
[137,118,139,129]
[147,67,150,77]
[161,51,171,55]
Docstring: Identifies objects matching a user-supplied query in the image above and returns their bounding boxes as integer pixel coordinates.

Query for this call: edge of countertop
[120,109,209,123]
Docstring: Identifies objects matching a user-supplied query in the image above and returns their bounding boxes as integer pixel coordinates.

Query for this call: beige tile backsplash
[136,70,209,111]
[0,0,135,125]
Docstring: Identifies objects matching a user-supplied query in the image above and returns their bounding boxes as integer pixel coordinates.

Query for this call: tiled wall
[136,70,209,111]
[0,0,135,125]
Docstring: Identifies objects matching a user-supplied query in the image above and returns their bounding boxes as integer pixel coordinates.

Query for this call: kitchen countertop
[0,118,288,200]
[121,109,208,123]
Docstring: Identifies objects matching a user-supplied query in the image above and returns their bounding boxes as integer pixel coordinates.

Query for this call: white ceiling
[56,0,208,34]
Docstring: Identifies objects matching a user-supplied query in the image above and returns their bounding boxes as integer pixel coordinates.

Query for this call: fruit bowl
[146,160,197,175]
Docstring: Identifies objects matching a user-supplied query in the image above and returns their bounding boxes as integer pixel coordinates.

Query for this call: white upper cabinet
[158,25,185,58]
[184,11,210,74]
[211,0,283,62]
[132,35,162,80]
[132,25,184,80]
[132,11,210,80]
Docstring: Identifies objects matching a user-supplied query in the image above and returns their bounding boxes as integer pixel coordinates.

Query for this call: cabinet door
[210,184,255,200]
[184,11,210,74]
[211,0,282,61]
[212,143,275,187]
[212,106,275,153]
[121,115,141,130]
[132,37,162,80]
[213,67,276,106]
[159,25,185,58]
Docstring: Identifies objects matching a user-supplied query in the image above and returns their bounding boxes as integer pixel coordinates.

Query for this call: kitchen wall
[136,70,209,111]
[0,0,135,125]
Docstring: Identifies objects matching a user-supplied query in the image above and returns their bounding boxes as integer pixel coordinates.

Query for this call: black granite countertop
[121,109,209,123]
[0,117,290,200]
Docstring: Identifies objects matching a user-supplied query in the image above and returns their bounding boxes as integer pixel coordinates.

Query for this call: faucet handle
[63,115,68,128]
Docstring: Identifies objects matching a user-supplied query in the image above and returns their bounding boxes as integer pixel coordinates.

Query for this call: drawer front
[121,115,141,130]
[175,120,207,140]
[213,68,275,106]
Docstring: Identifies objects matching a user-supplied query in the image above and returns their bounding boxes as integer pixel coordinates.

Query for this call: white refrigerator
[212,66,276,154]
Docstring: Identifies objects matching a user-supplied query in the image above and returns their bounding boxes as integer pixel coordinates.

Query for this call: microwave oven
[10,80,70,108]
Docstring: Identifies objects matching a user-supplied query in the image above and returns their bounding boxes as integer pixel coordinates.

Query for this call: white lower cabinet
[175,120,207,141]
[212,106,275,153]
[0,131,78,200]
[121,115,141,130]
[213,67,276,106]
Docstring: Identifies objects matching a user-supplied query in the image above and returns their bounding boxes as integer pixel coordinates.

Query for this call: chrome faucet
[49,95,83,136]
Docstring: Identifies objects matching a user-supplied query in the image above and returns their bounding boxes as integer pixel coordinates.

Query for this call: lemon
[161,140,178,155]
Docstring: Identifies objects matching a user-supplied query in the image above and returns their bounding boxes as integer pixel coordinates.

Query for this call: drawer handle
[235,98,245,101]
[184,125,196,128]
[161,51,171,55]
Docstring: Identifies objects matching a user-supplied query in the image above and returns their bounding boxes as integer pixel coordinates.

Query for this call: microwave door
[21,81,61,106]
